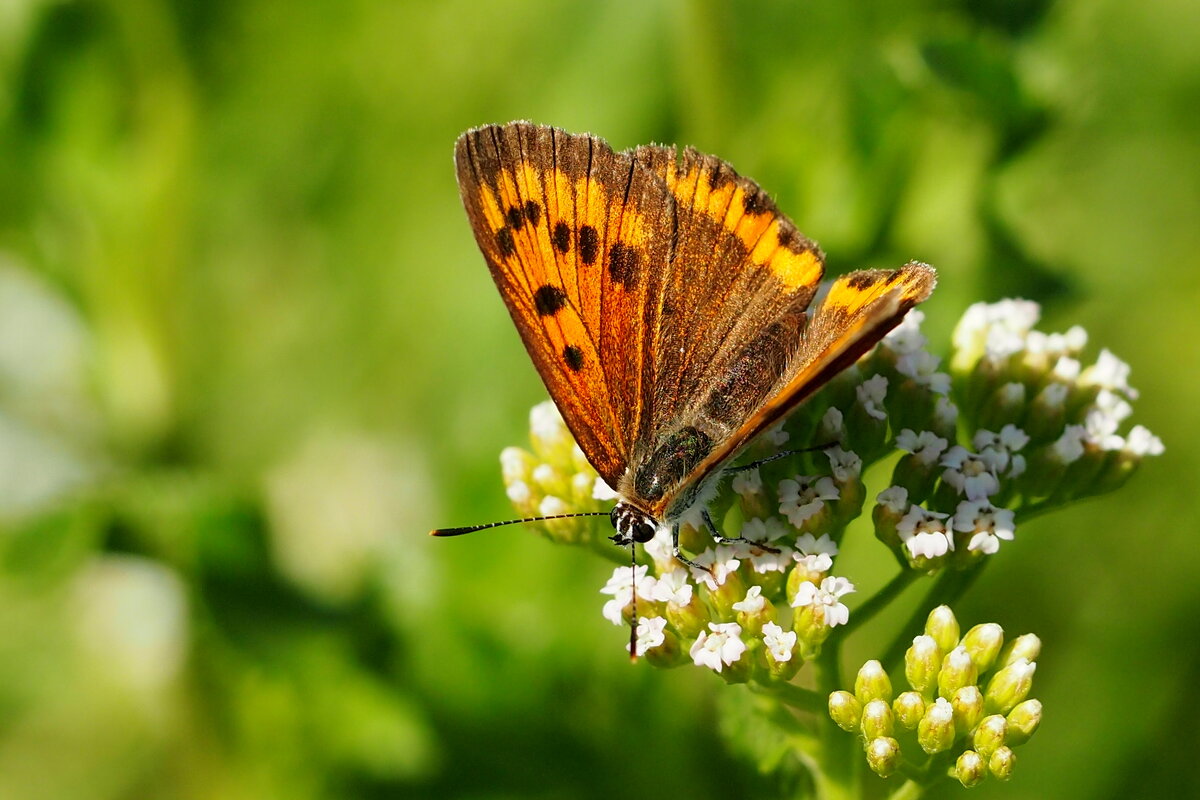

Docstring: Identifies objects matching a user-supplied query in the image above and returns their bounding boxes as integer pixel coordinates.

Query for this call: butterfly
[434,122,934,574]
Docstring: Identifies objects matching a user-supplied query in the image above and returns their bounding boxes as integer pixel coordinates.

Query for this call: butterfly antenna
[430,512,609,537]
[628,541,639,663]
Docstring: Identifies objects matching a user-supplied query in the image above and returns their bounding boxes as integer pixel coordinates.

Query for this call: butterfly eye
[632,519,657,544]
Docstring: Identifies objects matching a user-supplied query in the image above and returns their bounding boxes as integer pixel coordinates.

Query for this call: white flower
[896,350,951,395]
[689,546,742,591]
[973,425,1030,474]
[778,475,840,527]
[896,506,952,560]
[791,576,855,627]
[940,446,1000,499]
[749,546,795,574]
[793,552,834,574]
[895,429,949,466]
[690,622,747,672]
[856,374,889,420]
[883,310,928,354]
[1084,390,1132,450]
[876,485,909,513]
[600,565,653,625]
[953,299,1041,357]
[731,468,763,497]
[538,495,569,517]
[952,499,1016,555]
[1082,348,1139,400]
[592,477,619,501]
[643,527,677,567]
[1052,425,1088,464]
[1036,381,1070,409]
[732,585,766,614]
[651,569,694,606]
[935,396,958,430]
[1052,357,1081,381]
[500,447,530,482]
[927,696,954,724]
[766,422,790,447]
[795,532,839,557]
[1124,425,1164,457]
[762,622,798,663]
[532,463,559,488]
[739,517,791,543]
[818,406,844,441]
[529,400,567,444]
[506,480,531,504]
[627,616,668,654]
[825,446,862,481]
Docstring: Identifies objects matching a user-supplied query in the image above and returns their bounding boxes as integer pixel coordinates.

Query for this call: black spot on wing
[579,225,599,265]
[506,206,525,230]
[496,228,516,257]
[524,200,541,226]
[562,345,584,371]
[847,272,879,290]
[608,242,640,288]
[534,284,568,316]
[552,221,571,253]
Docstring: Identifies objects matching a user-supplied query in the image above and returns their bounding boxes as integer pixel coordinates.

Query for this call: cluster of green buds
[829,605,1042,787]
[499,299,1161,666]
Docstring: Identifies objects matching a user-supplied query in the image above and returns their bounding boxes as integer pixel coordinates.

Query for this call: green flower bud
[855,660,893,704]
[984,658,1037,715]
[866,737,902,778]
[938,646,978,699]
[642,627,688,669]
[707,570,748,620]
[893,691,926,730]
[918,697,956,754]
[829,690,863,732]
[861,699,894,740]
[905,634,943,696]
[979,382,1026,432]
[972,714,1008,758]
[731,586,777,635]
[872,486,909,552]
[665,594,710,640]
[962,623,1005,672]
[1025,382,1069,441]
[955,750,987,788]
[1005,699,1043,745]
[998,633,1042,667]
[925,605,961,653]
[951,685,985,735]
[793,603,831,654]
[989,746,1016,781]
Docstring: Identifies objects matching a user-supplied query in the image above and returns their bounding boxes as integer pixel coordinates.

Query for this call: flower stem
[885,778,926,800]
[752,680,827,713]
[839,569,920,637]
[880,562,988,671]
[811,640,859,800]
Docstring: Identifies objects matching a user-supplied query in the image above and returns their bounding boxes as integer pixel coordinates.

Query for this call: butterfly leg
[702,508,782,554]
[669,523,712,573]
[727,441,839,473]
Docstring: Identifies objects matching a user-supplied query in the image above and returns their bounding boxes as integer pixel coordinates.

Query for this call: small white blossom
[531,463,559,488]
[778,475,839,527]
[506,480,531,504]
[600,565,653,625]
[818,406,845,441]
[795,532,839,557]
[690,622,747,672]
[749,546,795,574]
[651,569,694,606]
[1124,425,1164,457]
[1082,348,1139,400]
[895,429,949,466]
[927,696,954,724]
[1036,381,1070,409]
[732,585,766,614]
[627,616,668,654]
[538,495,569,517]
[896,506,953,560]
[856,374,889,420]
[731,468,763,497]
[500,447,530,482]
[934,396,958,430]
[592,477,619,501]
[766,422,790,447]
[529,400,567,444]
[952,499,1016,555]
[825,446,863,481]
[896,350,952,395]
[876,485,909,513]
[689,546,742,591]
[643,527,676,567]
[1052,425,1088,464]
[883,310,928,354]
[739,516,791,543]
[974,425,1030,474]
[1052,357,1081,381]
[791,576,855,627]
[793,552,834,575]
[941,446,1000,499]
[762,622,798,662]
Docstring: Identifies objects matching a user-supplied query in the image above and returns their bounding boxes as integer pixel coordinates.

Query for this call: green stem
[839,569,920,638]
[880,562,989,672]
[886,778,926,800]
[752,680,827,713]
[810,640,859,800]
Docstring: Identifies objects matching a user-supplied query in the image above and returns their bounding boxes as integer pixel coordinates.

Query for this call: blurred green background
[1,0,1197,798]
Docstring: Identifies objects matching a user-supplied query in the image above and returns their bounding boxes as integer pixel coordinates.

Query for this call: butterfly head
[609,502,658,545]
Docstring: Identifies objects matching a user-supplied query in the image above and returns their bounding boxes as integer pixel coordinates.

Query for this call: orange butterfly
[434,122,934,572]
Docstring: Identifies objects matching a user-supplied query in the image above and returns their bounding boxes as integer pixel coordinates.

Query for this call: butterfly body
[451,122,935,557]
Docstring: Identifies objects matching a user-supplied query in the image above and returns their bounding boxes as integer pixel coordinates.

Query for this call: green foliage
[0,1,1196,798]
